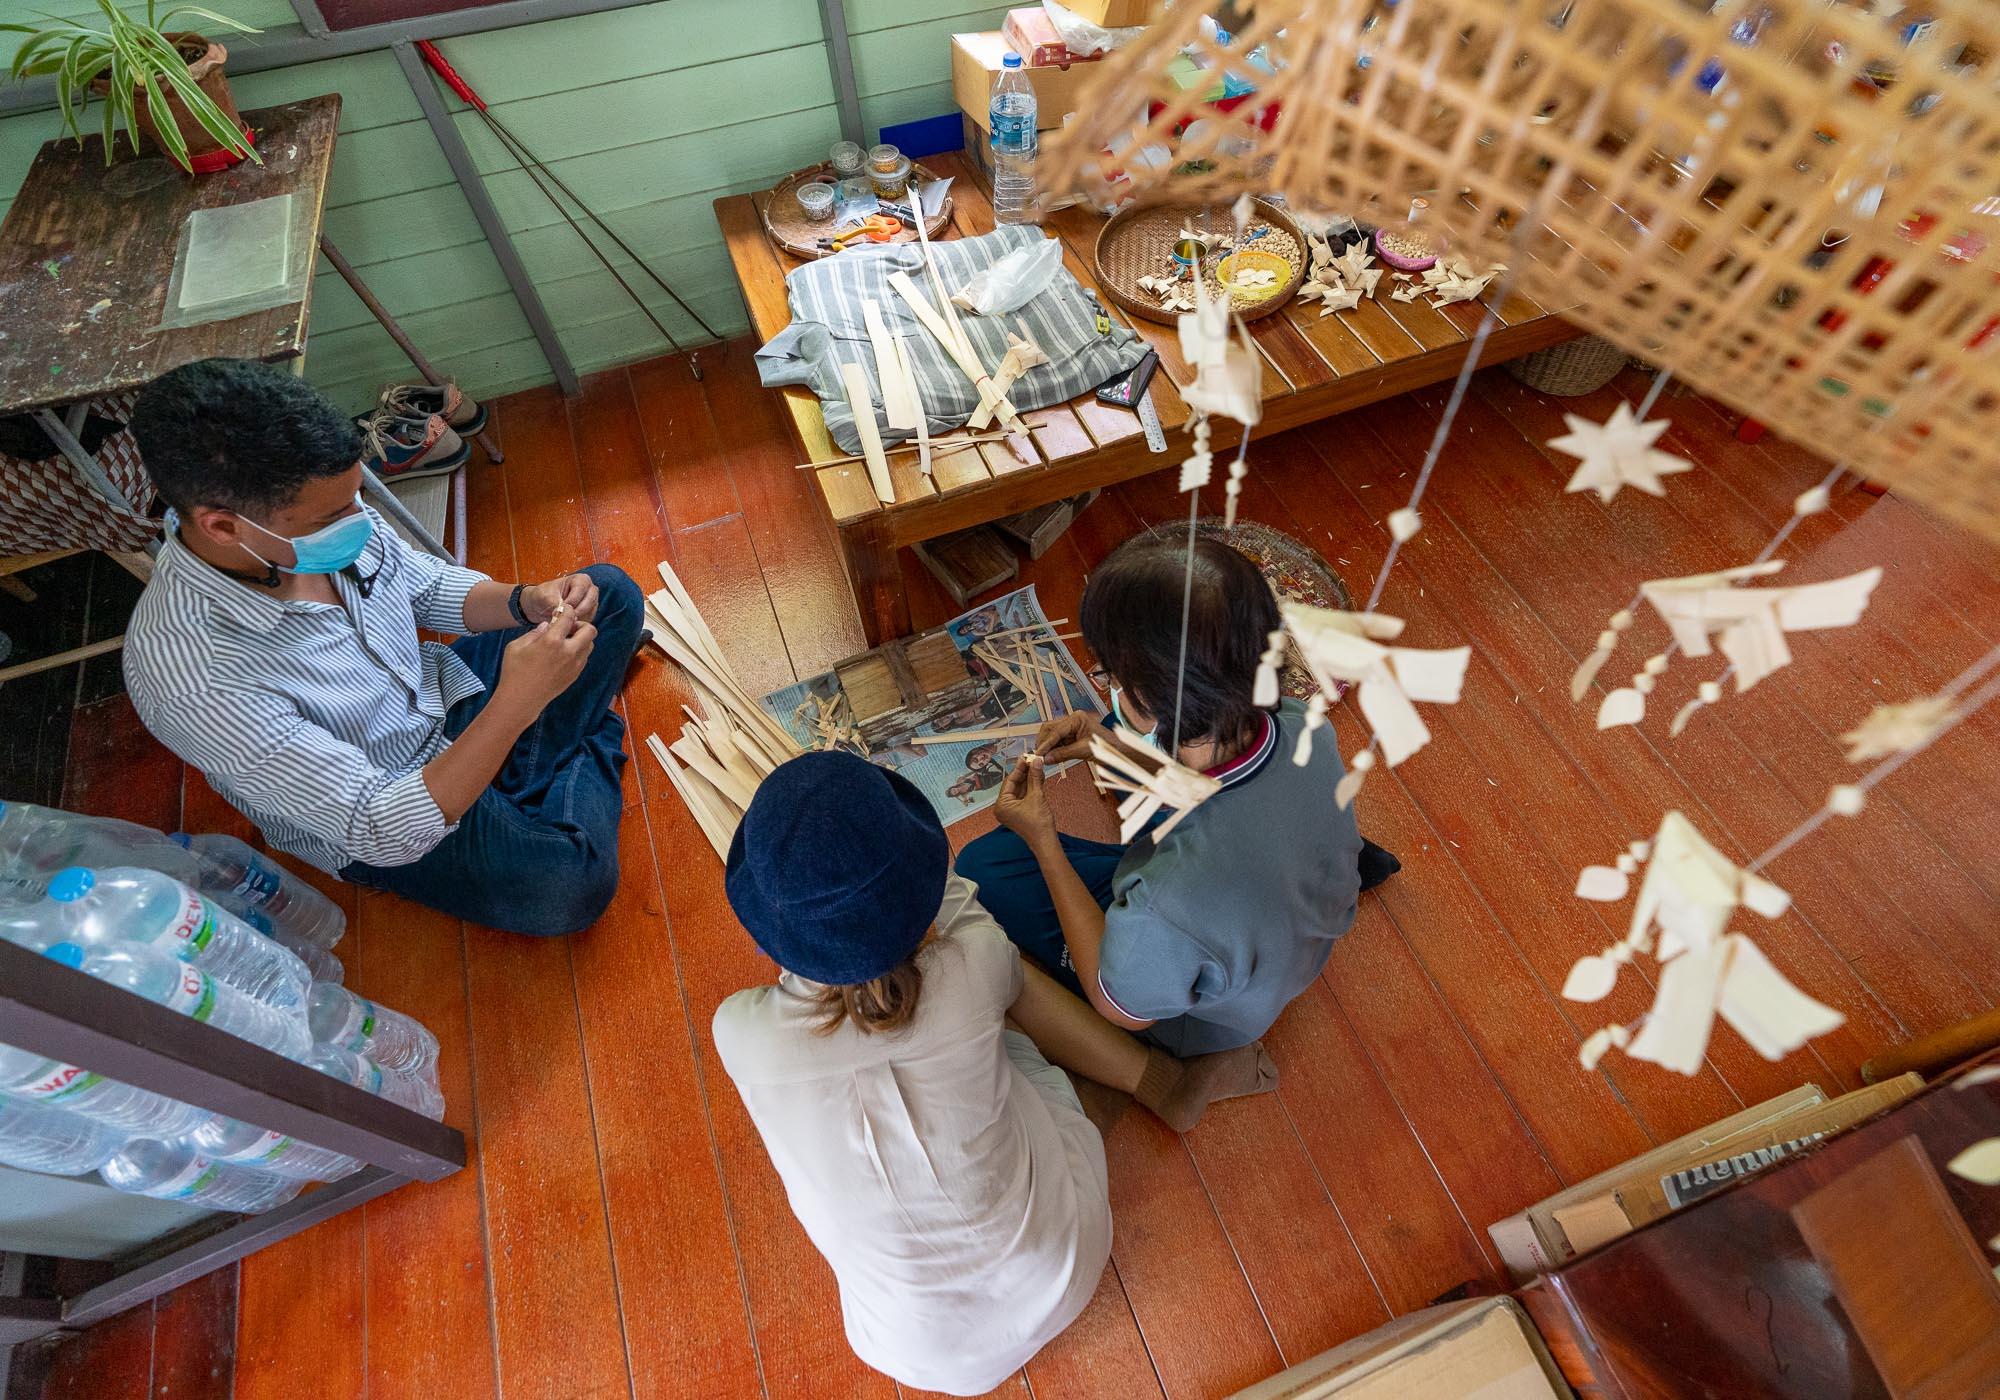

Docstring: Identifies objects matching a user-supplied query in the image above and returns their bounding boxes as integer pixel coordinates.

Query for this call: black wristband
[507,583,531,626]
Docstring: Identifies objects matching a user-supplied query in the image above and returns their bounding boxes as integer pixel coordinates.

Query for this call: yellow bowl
[1216,249,1292,305]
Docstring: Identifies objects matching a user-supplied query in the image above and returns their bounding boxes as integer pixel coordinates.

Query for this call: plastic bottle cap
[1002,53,1023,68]
[46,867,95,902]
[43,942,83,969]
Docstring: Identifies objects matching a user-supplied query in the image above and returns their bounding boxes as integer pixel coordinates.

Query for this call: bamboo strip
[907,723,1045,746]
[647,735,731,859]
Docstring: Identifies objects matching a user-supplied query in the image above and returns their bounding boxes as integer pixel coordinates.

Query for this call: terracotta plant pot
[91,33,251,172]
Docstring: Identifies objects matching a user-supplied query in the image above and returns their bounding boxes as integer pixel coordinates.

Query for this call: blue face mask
[239,497,373,575]
[1109,688,1162,750]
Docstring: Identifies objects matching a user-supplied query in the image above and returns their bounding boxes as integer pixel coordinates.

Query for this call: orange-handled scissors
[831,214,903,251]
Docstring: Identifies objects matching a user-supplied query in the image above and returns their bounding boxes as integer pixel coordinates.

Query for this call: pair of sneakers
[357,383,487,481]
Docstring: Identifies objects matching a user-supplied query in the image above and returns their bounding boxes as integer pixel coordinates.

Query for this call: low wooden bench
[715,153,1580,646]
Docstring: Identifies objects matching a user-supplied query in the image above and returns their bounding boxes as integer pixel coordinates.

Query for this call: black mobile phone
[1095,350,1160,409]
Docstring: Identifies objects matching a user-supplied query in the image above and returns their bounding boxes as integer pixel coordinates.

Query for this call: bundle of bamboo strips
[642,561,802,859]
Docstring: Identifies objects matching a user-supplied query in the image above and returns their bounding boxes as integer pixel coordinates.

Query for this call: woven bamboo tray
[1092,198,1306,325]
[759,163,955,260]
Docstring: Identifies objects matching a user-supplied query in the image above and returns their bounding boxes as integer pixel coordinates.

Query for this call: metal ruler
[1138,387,1168,453]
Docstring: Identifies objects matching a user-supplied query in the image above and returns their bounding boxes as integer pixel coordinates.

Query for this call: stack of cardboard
[1489,1074,1925,1282]
[1230,1297,1571,1399]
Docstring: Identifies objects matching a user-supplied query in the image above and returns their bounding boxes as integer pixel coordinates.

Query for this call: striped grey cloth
[124,508,489,874]
[755,226,1146,455]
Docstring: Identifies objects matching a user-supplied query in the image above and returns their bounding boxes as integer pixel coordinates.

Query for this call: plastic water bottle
[990,53,1038,225]
[308,1044,444,1121]
[72,945,311,1062]
[101,1138,302,1213]
[307,983,438,1076]
[0,805,343,984]
[0,1040,210,1139]
[0,801,199,904]
[0,1092,129,1175]
[189,1114,358,1183]
[173,833,346,951]
[47,867,310,1014]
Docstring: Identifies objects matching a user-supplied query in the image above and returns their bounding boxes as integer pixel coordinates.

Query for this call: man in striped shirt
[123,359,640,936]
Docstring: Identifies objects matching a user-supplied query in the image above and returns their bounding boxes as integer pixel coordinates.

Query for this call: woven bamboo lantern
[1039,0,2000,541]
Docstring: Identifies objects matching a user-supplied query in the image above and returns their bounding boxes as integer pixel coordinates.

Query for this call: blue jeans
[955,828,1124,999]
[342,563,641,936]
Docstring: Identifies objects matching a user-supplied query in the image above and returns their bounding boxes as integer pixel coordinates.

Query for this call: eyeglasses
[1085,664,1112,691]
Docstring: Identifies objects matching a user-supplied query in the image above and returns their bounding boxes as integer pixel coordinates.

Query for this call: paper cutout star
[1330,241,1374,284]
[1316,286,1362,314]
[1841,695,1953,762]
[1548,402,1694,503]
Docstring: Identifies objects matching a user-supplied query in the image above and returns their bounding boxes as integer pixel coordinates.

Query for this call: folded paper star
[1330,240,1375,284]
[1089,727,1222,843]
[1565,812,1837,1076]
[1548,402,1694,503]
[1271,604,1470,806]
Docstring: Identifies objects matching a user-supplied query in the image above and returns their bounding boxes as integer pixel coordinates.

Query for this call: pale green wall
[0,0,1007,410]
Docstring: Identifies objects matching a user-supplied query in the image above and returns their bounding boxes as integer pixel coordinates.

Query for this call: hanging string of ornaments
[1066,0,2000,1084]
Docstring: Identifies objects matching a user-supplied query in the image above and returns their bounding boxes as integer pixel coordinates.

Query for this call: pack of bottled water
[0,804,445,1213]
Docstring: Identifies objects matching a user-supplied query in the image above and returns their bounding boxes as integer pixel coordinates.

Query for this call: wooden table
[0,97,340,416]
[716,154,1580,645]
[0,95,460,563]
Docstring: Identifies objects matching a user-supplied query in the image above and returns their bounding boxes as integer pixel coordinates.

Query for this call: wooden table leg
[841,520,908,647]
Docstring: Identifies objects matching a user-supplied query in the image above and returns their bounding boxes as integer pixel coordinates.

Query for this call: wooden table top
[714,152,1570,539]
[0,95,340,415]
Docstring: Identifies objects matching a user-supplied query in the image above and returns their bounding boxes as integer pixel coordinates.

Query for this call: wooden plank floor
[43,343,2000,1400]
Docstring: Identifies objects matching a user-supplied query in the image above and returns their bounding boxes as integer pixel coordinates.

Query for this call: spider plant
[2,1,261,171]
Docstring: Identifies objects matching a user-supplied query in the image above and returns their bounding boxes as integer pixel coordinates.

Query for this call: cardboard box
[1063,0,1165,24]
[953,32,1095,133]
[1497,1075,1928,1280]
[1618,1072,1925,1227]
[961,112,997,194]
[1230,1296,1572,1399]
[1487,1084,1827,1282]
[1004,7,1090,67]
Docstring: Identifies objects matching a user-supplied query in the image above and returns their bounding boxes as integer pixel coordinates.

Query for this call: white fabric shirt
[713,877,1112,1396]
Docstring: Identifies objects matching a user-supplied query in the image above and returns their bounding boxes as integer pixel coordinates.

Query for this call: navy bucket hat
[724,750,949,986]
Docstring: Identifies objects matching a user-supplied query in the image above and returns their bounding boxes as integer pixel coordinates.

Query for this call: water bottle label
[154,1154,225,1200]
[990,110,1035,156]
[242,1127,296,1164]
[344,998,379,1049]
[17,1062,104,1103]
[162,964,219,1025]
[155,888,220,956]
[230,859,283,907]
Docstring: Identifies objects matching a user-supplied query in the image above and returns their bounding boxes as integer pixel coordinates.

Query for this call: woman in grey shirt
[958,534,1400,1056]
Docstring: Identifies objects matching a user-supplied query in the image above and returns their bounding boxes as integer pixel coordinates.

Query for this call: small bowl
[1216,249,1291,304]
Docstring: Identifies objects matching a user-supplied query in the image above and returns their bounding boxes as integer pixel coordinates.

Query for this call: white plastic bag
[1042,0,1148,58]
[951,237,1064,315]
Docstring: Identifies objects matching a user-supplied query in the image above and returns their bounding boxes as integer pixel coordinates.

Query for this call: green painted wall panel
[2,0,981,405]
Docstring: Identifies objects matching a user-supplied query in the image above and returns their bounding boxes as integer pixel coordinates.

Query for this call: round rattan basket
[1504,335,1629,397]
[1093,198,1306,325]
[759,163,955,260]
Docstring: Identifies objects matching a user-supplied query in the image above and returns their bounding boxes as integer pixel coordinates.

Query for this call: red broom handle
[417,40,486,112]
